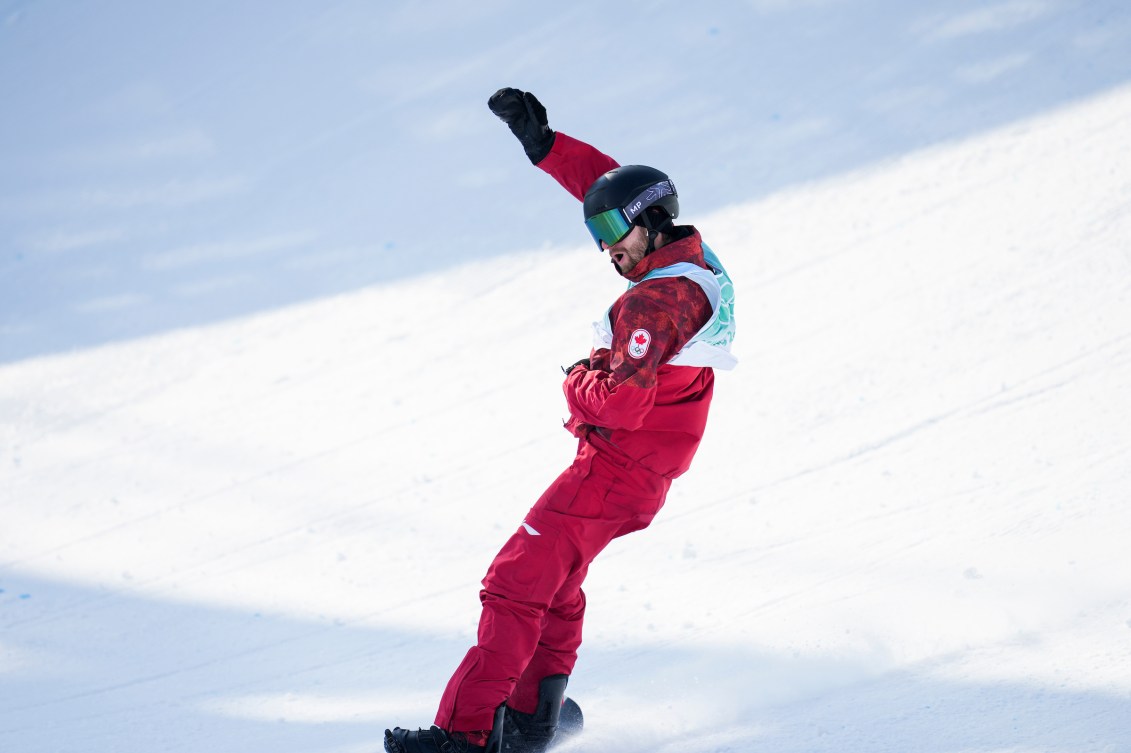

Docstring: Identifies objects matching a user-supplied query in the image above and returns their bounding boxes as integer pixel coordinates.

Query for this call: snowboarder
[384,87,736,753]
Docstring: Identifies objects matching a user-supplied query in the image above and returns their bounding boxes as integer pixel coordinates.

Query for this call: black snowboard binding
[384,677,583,753]
[384,726,485,753]
[486,675,584,753]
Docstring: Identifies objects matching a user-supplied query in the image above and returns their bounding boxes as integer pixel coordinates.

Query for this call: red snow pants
[435,437,671,735]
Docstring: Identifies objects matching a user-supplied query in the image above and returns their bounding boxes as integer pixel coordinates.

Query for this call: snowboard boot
[492,674,581,753]
[384,726,486,753]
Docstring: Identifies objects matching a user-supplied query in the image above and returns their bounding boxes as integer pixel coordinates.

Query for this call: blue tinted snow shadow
[2,0,1130,362]
[1,571,1128,753]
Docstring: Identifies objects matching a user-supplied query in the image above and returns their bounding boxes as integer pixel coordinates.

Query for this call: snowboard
[554,697,584,743]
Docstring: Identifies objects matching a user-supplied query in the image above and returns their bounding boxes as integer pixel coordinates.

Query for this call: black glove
[562,358,590,376]
[488,87,556,164]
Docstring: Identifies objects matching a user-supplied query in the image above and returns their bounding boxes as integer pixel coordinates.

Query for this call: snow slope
[3,3,1131,753]
[4,0,1131,361]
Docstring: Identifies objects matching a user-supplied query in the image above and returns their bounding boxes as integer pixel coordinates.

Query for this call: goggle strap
[623,180,676,222]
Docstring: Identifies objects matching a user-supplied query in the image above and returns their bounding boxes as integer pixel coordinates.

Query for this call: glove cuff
[524,130,556,165]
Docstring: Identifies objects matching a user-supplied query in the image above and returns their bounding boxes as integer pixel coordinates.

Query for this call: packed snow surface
[3,2,1131,752]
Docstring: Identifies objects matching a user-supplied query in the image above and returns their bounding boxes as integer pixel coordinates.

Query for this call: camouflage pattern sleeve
[562,291,682,431]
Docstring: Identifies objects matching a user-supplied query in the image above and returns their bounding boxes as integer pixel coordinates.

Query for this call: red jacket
[538,133,715,479]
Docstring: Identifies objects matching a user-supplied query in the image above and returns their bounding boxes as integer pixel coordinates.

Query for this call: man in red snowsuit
[386,88,735,753]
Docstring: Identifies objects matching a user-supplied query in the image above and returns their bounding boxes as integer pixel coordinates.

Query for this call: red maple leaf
[634,333,648,345]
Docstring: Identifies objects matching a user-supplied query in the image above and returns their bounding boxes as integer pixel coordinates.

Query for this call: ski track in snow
[4,3,1131,753]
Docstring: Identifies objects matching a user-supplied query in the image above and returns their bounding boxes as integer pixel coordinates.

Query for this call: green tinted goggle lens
[584,208,632,250]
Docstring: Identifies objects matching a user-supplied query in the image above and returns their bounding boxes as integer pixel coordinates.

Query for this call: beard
[609,239,646,276]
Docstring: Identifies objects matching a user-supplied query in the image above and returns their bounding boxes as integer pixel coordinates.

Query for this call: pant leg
[434,508,578,734]
[508,443,673,713]
[435,443,669,733]
[506,565,588,714]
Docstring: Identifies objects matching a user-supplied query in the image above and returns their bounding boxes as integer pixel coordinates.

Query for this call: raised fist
[488,87,555,164]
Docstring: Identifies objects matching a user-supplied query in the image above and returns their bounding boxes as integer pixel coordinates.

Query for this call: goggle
[584,207,634,250]
[583,179,676,250]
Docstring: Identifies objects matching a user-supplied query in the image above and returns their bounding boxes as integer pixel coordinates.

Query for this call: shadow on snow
[1,571,1127,753]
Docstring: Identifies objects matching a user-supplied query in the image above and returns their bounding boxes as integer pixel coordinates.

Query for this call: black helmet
[582,165,678,249]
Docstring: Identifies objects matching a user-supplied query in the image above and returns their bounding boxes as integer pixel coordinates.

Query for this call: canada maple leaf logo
[629,329,651,358]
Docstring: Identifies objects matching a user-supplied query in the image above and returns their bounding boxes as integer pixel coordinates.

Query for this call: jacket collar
[623,226,705,283]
